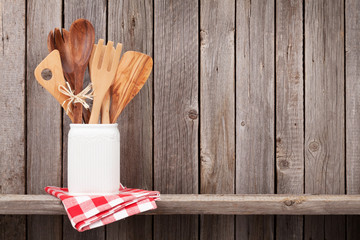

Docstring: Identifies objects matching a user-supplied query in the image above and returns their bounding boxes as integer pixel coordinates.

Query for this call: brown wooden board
[62,0,107,239]
[26,0,63,239]
[200,0,235,239]
[106,0,153,239]
[275,0,304,239]
[4,194,360,215]
[154,0,199,239]
[346,0,360,238]
[304,0,345,239]
[0,0,26,239]
[236,0,275,239]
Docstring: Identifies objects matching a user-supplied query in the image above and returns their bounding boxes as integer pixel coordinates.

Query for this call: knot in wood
[241,121,245,126]
[284,199,295,206]
[188,110,198,120]
[279,159,289,169]
[309,141,320,152]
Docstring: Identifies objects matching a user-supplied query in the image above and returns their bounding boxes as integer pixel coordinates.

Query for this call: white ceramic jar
[68,124,120,195]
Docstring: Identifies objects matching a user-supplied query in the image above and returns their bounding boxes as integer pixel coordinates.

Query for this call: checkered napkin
[45,185,160,232]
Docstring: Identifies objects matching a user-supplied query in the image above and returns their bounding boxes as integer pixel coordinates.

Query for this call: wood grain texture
[346,0,360,239]
[26,0,63,239]
[107,0,153,239]
[200,0,235,239]
[304,0,345,239]
[3,194,360,215]
[275,0,304,239]
[62,0,107,239]
[154,0,199,239]
[0,0,26,239]
[236,0,275,239]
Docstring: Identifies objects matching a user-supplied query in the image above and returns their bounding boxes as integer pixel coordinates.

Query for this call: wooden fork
[88,39,122,124]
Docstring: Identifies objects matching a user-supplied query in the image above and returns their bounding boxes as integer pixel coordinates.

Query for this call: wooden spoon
[48,29,91,123]
[47,19,95,123]
[109,51,153,124]
[89,39,122,124]
[34,50,74,122]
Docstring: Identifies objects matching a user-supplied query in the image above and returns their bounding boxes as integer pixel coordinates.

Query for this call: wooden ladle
[47,19,95,123]
[109,51,153,123]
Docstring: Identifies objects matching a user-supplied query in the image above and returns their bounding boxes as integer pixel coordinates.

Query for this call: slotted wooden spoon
[47,19,94,123]
[109,51,153,123]
[89,39,122,124]
[34,50,74,122]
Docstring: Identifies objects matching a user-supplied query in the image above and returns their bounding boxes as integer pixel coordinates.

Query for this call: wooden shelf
[1,194,360,215]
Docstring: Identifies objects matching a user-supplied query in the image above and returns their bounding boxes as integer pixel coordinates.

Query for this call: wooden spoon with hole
[109,51,153,124]
[34,50,74,122]
[47,19,94,123]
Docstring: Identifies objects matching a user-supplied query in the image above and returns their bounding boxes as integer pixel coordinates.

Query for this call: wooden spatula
[88,39,122,124]
[34,50,74,122]
[109,51,153,124]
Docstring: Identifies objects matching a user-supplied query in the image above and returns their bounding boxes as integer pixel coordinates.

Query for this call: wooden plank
[200,0,235,239]
[62,0,106,239]
[0,0,26,239]
[304,0,345,239]
[154,0,199,239]
[275,0,304,239]
[235,0,275,239]
[26,0,63,239]
[106,0,153,239]
[3,194,360,215]
[346,0,360,238]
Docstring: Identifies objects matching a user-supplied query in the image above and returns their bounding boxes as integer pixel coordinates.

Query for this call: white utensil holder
[68,124,120,195]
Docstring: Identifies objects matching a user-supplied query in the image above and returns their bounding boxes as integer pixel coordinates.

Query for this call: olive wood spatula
[34,50,74,122]
[109,51,153,124]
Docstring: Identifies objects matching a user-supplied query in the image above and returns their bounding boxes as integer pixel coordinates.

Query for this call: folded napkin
[45,185,160,232]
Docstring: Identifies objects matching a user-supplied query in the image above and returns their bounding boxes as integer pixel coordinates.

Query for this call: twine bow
[58,82,94,114]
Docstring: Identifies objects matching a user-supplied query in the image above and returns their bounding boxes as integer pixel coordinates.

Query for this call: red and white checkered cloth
[45,185,160,232]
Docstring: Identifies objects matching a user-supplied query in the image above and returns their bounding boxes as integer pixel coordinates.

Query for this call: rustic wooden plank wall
[26,0,63,239]
[346,0,360,239]
[0,0,26,239]
[305,1,345,239]
[236,0,275,239]
[0,0,360,239]
[275,0,303,239]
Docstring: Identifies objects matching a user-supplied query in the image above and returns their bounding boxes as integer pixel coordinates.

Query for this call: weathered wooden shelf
[1,194,360,215]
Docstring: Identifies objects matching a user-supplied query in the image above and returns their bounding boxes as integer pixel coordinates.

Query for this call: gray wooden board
[200,0,235,239]
[275,0,304,239]
[106,0,153,239]
[236,0,275,238]
[0,0,26,239]
[26,0,63,239]
[304,0,345,239]
[154,0,199,239]
[62,0,107,238]
[346,0,360,239]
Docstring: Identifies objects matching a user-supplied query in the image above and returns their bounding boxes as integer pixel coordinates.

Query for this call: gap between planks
[1,194,360,215]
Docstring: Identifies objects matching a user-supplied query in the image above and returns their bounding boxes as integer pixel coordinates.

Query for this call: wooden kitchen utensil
[34,50,74,122]
[89,39,122,124]
[47,19,95,123]
[109,51,153,124]
[89,43,123,124]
